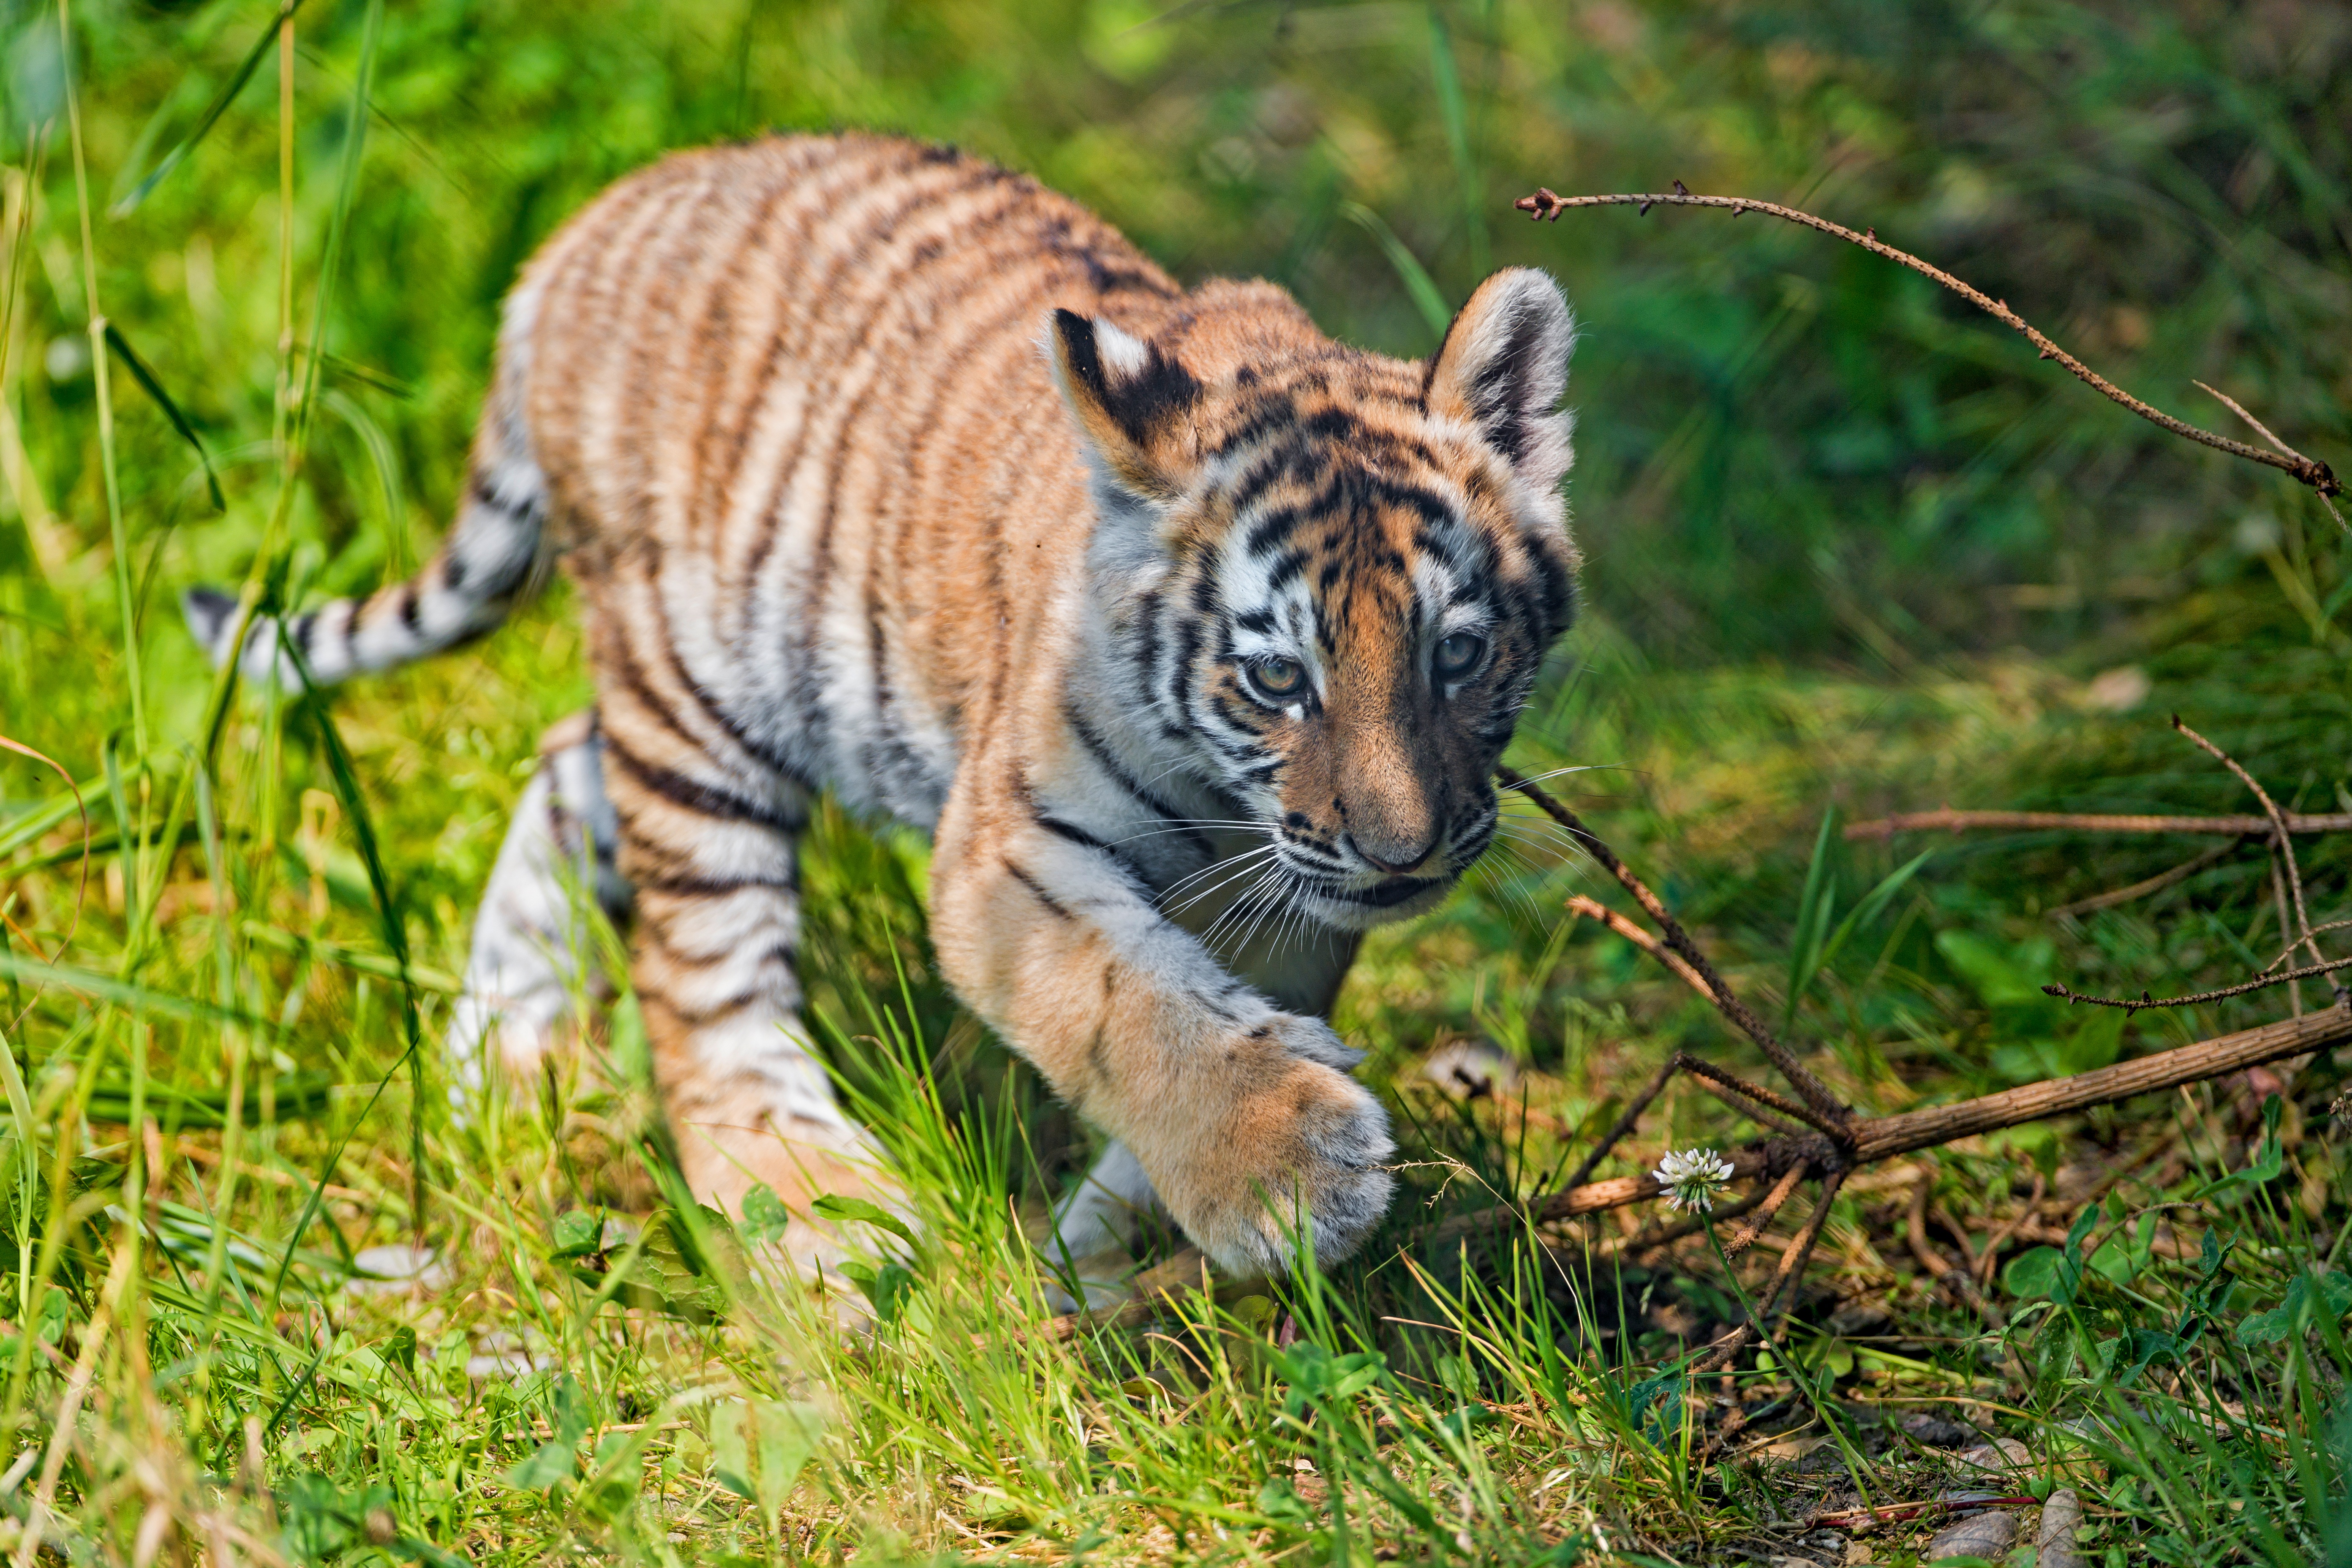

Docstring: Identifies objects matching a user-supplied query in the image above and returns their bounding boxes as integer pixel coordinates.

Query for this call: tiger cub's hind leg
[592,684,901,1271]
[448,712,632,1094]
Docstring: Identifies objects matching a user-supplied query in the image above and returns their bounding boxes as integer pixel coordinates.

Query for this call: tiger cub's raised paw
[1153,1015,1394,1279]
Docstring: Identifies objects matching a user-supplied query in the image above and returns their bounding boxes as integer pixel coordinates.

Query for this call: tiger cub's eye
[1248,656,1308,702]
[1435,632,1486,680]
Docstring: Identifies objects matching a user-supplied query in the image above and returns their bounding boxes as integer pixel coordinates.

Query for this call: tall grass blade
[1426,5,1487,277]
[102,323,224,512]
[109,0,309,216]
[1780,806,1839,1032]
[1341,201,1452,341]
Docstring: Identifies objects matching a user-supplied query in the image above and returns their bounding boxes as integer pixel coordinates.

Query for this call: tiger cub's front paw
[1160,1016,1395,1277]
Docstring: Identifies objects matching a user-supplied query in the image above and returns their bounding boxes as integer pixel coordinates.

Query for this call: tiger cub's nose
[1346,830,1437,876]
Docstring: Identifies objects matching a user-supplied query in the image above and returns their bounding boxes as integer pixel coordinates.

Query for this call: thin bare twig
[1674,1052,1851,1144]
[2197,379,2350,533]
[1691,1167,1848,1375]
[2170,715,2335,997]
[2042,954,2352,1013]
[1514,186,2341,499]
[1501,768,1853,1129]
[1688,1072,1808,1139]
[1565,893,1712,998]
[1846,808,2348,841]
[2049,837,2247,919]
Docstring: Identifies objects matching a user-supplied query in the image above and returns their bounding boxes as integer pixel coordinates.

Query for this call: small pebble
[1924,1509,2017,1561]
[1900,1411,1976,1449]
[2037,1489,2086,1568]
[1953,1437,2031,1473]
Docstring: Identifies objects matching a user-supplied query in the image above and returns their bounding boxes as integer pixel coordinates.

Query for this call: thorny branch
[2042,954,2352,1013]
[1513,185,2344,511]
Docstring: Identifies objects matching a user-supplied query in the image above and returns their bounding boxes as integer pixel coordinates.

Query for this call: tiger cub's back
[513,133,1203,817]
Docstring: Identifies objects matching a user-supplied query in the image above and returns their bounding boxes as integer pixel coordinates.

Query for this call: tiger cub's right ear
[1048,309,1204,505]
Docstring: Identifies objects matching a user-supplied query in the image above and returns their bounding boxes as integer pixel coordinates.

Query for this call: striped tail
[183,278,552,687]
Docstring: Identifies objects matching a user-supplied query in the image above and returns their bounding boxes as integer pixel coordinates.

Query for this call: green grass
[2,1,2350,1563]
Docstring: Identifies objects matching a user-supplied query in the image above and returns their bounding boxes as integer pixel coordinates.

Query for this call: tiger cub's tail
[183,277,553,688]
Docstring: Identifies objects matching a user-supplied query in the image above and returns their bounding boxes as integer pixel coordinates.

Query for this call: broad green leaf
[808,1192,913,1245]
[2058,1004,2128,1075]
[551,1209,605,1259]
[710,1401,756,1503]
[577,1428,649,1524]
[2237,1270,2352,1346]
[753,1400,823,1511]
[1934,930,2061,1011]
[741,1183,794,1245]
[2090,1211,2156,1286]
[836,1259,913,1324]
[2003,1245,2069,1301]
[506,1436,577,1490]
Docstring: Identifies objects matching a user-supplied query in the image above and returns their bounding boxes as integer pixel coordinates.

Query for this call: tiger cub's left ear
[1048,309,1204,504]
[1425,268,1577,498]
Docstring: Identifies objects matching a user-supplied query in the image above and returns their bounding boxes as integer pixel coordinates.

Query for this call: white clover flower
[1652,1147,1735,1213]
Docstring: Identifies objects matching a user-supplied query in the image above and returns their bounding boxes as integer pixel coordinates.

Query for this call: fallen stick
[1041,1005,2352,1340]
[1843,808,2350,841]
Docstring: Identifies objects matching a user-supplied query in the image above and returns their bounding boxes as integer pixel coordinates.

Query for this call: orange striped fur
[189,133,1580,1281]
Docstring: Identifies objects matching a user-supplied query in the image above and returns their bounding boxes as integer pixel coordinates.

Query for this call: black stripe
[467,470,532,519]
[1243,504,1307,560]
[656,632,819,792]
[1061,700,1215,862]
[603,738,801,833]
[634,870,797,898]
[640,941,800,1024]
[1036,814,1113,854]
[1004,860,1073,921]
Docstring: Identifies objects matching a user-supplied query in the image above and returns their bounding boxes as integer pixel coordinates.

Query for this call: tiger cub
[188,133,1579,1281]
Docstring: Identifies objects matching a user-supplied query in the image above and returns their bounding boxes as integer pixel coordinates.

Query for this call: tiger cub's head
[1052,268,1579,932]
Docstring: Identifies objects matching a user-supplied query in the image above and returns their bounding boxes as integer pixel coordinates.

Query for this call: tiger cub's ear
[1048,309,1204,505]
[1424,268,1577,500]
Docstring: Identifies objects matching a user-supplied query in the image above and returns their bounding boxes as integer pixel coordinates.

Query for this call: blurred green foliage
[1,0,2344,685]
